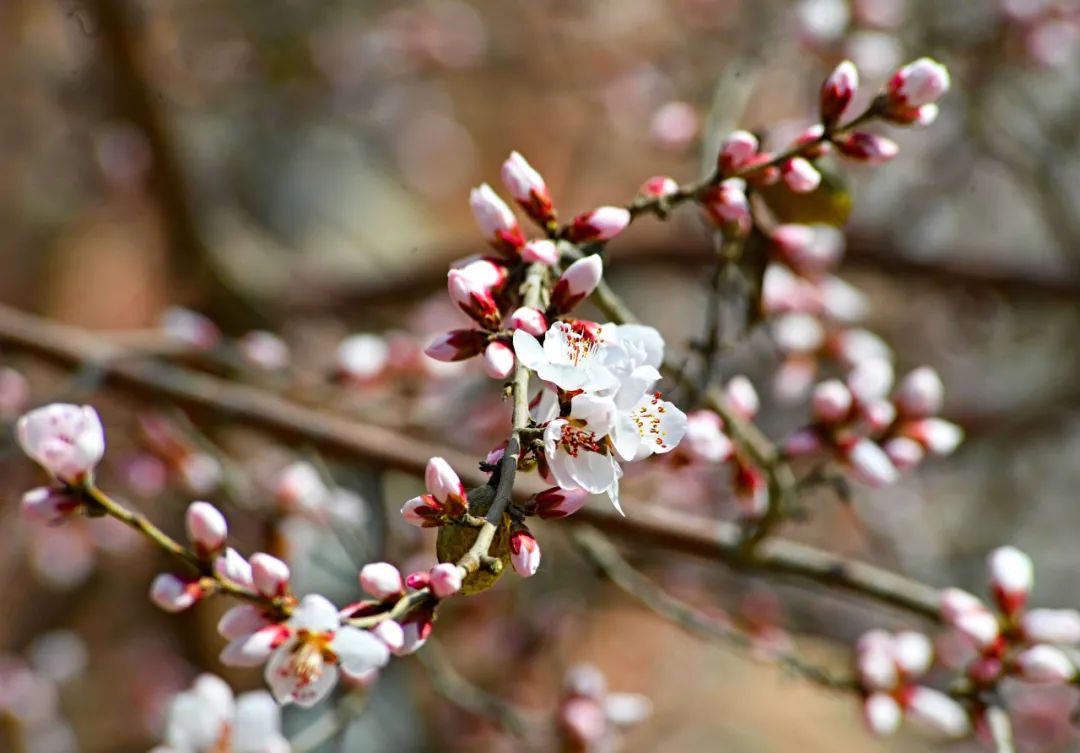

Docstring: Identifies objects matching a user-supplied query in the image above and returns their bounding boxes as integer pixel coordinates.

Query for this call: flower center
[559,422,603,457]
[288,630,337,686]
[564,321,602,365]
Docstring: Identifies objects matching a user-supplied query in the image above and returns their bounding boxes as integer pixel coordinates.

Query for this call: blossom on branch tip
[820,60,859,126]
[887,58,950,109]
[512,320,621,392]
[359,562,404,601]
[265,594,390,707]
[988,545,1033,616]
[893,366,944,418]
[565,206,631,244]
[781,157,822,193]
[469,183,525,255]
[719,130,759,174]
[638,175,678,199]
[185,501,227,556]
[429,563,462,598]
[250,553,291,599]
[401,457,469,527]
[811,380,854,424]
[550,255,604,314]
[863,693,903,736]
[510,530,541,577]
[899,417,963,456]
[501,151,556,226]
[17,403,105,485]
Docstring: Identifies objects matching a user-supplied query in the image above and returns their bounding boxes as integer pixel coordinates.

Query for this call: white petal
[220,627,286,667]
[264,643,339,708]
[218,605,271,640]
[232,691,282,753]
[615,324,665,368]
[570,393,617,435]
[512,329,548,372]
[330,627,391,675]
[290,594,340,632]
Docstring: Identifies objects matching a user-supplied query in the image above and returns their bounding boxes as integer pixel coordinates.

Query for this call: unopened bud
[360,562,404,600]
[904,686,970,738]
[894,366,944,418]
[550,255,604,313]
[429,563,463,598]
[863,693,902,736]
[887,58,950,108]
[811,380,853,424]
[842,437,899,487]
[21,486,82,526]
[565,207,631,244]
[1014,645,1076,683]
[508,307,547,337]
[185,501,228,555]
[150,573,202,613]
[501,151,556,226]
[250,553,290,598]
[522,239,559,266]
[1022,609,1080,645]
[510,530,542,577]
[835,132,900,164]
[447,269,501,330]
[820,60,859,126]
[534,487,590,519]
[988,545,1033,616]
[781,157,822,193]
[469,184,525,255]
[483,341,515,379]
[639,175,679,199]
[724,375,759,420]
[719,130,759,174]
[424,329,488,362]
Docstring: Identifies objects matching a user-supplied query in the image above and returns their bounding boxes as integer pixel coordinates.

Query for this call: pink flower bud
[565,206,631,244]
[481,341,514,379]
[1014,645,1076,683]
[842,437,899,487]
[772,223,845,275]
[447,269,501,330]
[510,530,541,577]
[863,693,902,736]
[521,239,559,266]
[860,399,896,433]
[360,562,404,600]
[888,58,950,108]
[20,486,83,525]
[425,457,466,506]
[846,357,895,404]
[894,631,933,677]
[150,573,201,613]
[400,495,443,527]
[1021,609,1080,646]
[454,257,509,289]
[724,375,759,420]
[820,275,868,322]
[856,632,898,690]
[940,589,1001,649]
[405,571,430,589]
[831,328,892,365]
[901,418,963,456]
[740,153,781,185]
[894,366,944,418]
[250,553,290,598]
[811,380,853,424]
[781,157,822,193]
[550,255,604,313]
[185,501,227,554]
[835,131,900,163]
[784,427,824,457]
[214,547,254,589]
[772,314,826,355]
[429,563,463,598]
[733,462,769,518]
[469,183,525,255]
[701,179,751,235]
[508,307,547,337]
[534,487,590,519]
[684,410,734,463]
[501,151,556,226]
[820,60,859,126]
[639,175,679,199]
[988,546,1033,616]
[372,620,405,654]
[424,329,488,362]
[939,587,987,623]
[884,436,924,471]
[904,686,970,737]
[17,403,106,485]
[719,130,759,174]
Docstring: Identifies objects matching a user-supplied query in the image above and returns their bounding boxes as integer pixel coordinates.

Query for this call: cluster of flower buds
[784,364,963,487]
[427,153,629,380]
[674,377,771,518]
[940,546,1080,691]
[557,663,652,753]
[855,629,971,738]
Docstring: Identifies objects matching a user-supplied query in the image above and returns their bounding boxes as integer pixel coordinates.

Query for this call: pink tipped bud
[894,631,933,677]
[20,486,82,525]
[185,501,227,554]
[733,462,769,518]
[782,157,822,193]
[550,255,604,313]
[501,151,556,226]
[508,307,547,337]
[372,620,405,654]
[522,239,559,266]
[988,546,1033,616]
[894,367,944,418]
[784,427,824,457]
[831,328,892,365]
[811,380,853,424]
[684,410,734,463]
[639,175,679,199]
[772,223,845,275]
[740,153,781,186]
[719,130,759,174]
[842,437,899,487]
[884,436,925,471]
[360,562,404,600]
[772,313,826,354]
[939,587,987,622]
[510,530,541,577]
[702,178,751,236]
[1014,645,1076,683]
[534,487,590,519]
[429,563,462,598]
[150,573,202,613]
[425,457,466,507]
[405,571,430,589]
[566,207,631,244]
[424,329,488,362]
[250,553,290,598]
[483,341,515,379]
[847,357,895,404]
[470,184,525,255]
[447,269,501,330]
[214,547,254,589]
[835,132,900,164]
[400,495,443,528]
[455,257,509,289]
[940,588,1001,649]
[901,417,963,456]
[820,60,859,126]
[17,403,106,485]
[1022,609,1080,645]
[863,693,902,736]
[856,632,898,690]
[859,398,896,434]
[904,687,970,738]
[724,376,759,420]
[820,275,868,322]
[887,58,950,108]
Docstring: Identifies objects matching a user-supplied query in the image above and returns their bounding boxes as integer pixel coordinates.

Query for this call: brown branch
[0,302,941,620]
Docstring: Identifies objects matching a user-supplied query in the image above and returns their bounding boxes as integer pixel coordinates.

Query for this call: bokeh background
[2,0,1080,751]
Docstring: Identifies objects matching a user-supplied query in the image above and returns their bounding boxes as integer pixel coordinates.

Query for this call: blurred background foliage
[2,0,1080,751]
